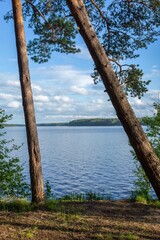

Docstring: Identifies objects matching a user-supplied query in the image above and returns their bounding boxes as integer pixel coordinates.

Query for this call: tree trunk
[67,0,160,199]
[12,0,44,203]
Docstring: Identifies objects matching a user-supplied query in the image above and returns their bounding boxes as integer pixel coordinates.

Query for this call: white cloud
[128,89,160,117]
[7,101,21,109]
[7,80,20,87]
[94,99,104,105]
[70,86,88,95]
[131,98,145,107]
[32,64,93,88]
[32,83,42,92]
[1,62,159,123]
[144,65,160,79]
[0,93,14,100]
[54,95,72,103]
[34,95,49,102]
[0,72,18,83]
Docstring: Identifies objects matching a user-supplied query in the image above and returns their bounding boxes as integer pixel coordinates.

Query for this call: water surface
[6,126,135,199]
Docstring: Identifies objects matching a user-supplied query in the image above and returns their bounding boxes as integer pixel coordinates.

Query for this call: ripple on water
[5,126,136,199]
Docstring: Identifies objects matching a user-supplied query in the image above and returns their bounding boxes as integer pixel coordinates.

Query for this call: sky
[0,1,160,124]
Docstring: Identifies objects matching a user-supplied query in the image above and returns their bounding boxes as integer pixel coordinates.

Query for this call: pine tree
[12,0,44,203]
[66,0,160,199]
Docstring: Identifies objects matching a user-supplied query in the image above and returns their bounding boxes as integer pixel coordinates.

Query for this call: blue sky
[0,1,160,124]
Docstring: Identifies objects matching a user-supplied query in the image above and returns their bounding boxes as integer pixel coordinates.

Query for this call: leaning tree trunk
[12,0,44,203]
[67,0,160,199]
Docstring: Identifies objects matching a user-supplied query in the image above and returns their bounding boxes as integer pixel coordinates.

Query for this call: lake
[5,126,136,199]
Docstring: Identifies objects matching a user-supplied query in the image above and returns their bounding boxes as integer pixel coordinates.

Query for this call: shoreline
[0,199,160,239]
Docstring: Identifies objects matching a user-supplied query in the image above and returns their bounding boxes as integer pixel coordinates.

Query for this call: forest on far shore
[7,118,145,127]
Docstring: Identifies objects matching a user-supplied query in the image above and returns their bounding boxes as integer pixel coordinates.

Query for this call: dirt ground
[0,200,160,240]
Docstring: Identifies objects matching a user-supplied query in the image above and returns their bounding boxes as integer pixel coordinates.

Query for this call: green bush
[0,198,31,212]
[131,102,160,201]
[60,191,111,202]
[131,149,152,201]
[0,109,30,198]
[45,180,54,200]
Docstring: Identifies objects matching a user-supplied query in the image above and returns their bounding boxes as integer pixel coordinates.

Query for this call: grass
[1,192,160,212]
[19,226,38,239]
[119,233,140,240]
[131,193,160,208]
[0,198,32,212]
[150,199,160,208]
[0,191,113,213]
[0,197,160,239]
[98,233,140,240]
[58,191,112,201]
[133,195,148,204]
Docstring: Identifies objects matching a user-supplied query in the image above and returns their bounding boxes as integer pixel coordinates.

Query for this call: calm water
[6,126,136,199]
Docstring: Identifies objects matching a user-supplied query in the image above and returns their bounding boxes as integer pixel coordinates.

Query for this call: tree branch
[25,0,54,30]
[89,0,111,53]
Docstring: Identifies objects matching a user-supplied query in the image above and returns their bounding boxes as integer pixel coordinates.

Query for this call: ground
[0,200,160,240]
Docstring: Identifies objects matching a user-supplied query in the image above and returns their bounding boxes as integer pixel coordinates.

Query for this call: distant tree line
[37,118,145,127]
[69,118,121,126]
[5,118,146,127]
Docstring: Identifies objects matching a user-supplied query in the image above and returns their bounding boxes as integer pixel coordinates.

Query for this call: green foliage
[60,193,84,202]
[0,109,30,198]
[92,64,151,98]
[27,17,80,63]
[105,1,160,60]
[24,1,80,63]
[44,199,60,211]
[143,104,160,157]
[96,233,140,240]
[133,195,148,205]
[4,0,159,97]
[0,198,32,212]
[131,102,160,201]
[120,65,151,98]
[131,149,152,201]
[85,191,107,201]
[24,0,160,62]
[44,180,54,199]
[84,0,159,97]
[69,118,121,126]
[60,191,111,201]
[119,233,139,240]
[152,200,160,208]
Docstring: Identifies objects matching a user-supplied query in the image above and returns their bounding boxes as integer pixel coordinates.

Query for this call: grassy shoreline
[1,199,160,240]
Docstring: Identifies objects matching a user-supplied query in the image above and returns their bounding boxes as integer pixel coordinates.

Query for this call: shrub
[45,180,54,200]
[0,109,30,198]
[131,102,160,201]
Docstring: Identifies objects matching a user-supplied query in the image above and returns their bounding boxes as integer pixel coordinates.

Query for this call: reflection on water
[5,126,135,199]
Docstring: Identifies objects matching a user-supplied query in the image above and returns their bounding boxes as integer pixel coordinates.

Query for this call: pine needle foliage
[4,0,159,98]
[28,0,159,98]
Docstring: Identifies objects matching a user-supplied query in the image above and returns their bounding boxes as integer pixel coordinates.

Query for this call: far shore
[5,117,145,127]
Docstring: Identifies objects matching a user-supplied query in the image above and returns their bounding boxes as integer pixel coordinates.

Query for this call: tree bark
[67,0,160,199]
[12,0,44,203]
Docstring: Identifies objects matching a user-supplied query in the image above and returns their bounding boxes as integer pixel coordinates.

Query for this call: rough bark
[12,0,44,203]
[67,0,160,199]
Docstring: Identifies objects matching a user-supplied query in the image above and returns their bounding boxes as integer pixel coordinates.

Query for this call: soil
[0,200,160,240]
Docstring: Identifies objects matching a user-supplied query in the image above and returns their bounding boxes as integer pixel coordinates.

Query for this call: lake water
[5,126,136,199]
